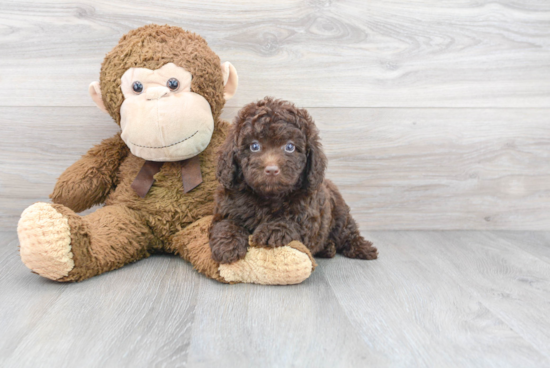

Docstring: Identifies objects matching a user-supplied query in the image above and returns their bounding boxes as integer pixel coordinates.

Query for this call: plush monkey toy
[17,25,315,285]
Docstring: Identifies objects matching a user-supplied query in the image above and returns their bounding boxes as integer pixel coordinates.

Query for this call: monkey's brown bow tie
[131,155,203,198]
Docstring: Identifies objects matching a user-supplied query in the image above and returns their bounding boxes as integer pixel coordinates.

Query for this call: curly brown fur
[210,97,378,263]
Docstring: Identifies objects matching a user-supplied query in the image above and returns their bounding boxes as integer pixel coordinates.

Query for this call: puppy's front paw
[210,234,249,264]
[252,222,300,247]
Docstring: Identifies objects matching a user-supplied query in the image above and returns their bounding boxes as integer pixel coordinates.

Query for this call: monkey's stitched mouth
[128,131,199,149]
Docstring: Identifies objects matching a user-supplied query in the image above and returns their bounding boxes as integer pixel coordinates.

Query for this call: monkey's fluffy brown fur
[210,97,378,263]
[47,25,230,282]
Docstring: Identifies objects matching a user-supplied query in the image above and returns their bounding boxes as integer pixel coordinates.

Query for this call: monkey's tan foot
[17,202,74,281]
[219,237,317,285]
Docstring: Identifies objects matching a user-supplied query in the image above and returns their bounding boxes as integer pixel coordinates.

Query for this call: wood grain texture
[489,231,550,265]
[321,231,550,367]
[381,231,550,361]
[317,108,550,230]
[184,273,388,367]
[1,106,548,231]
[0,243,202,367]
[0,0,549,108]
[2,230,550,367]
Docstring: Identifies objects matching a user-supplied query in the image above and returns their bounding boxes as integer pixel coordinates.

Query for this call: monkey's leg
[18,202,156,282]
[168,216,317,285]
[167,216,227,283]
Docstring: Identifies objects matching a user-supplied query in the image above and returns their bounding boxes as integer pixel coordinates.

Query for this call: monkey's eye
[132,81,143,94]
[167,78,179,91]
[284,142,295,153]
[250,141,261,152]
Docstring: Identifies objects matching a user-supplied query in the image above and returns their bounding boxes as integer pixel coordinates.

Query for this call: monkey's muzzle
[120,91,214,162]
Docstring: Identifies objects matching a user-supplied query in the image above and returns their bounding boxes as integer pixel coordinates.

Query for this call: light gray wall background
[1,0,549,230]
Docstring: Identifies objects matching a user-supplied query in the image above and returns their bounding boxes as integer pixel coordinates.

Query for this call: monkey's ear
[89,82,108,113]
[221,62,238,100]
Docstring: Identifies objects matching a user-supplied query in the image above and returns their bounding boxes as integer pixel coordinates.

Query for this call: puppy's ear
[216,126,240,190]
[300,109,327,193]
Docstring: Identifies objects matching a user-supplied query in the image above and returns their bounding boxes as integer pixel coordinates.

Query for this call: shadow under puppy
[210,97,378,264]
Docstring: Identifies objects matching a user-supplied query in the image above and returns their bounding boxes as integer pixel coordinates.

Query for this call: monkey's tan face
[119,63,214,162]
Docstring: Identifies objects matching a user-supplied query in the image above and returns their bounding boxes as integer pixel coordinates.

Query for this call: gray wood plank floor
[1,231,550,367]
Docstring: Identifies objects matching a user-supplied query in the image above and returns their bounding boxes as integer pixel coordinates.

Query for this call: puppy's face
[237,119,307,197]
[217,97,327,198]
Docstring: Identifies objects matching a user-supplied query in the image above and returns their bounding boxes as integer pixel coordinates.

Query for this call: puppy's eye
[250,142,261,152]
[167,78,179,91]
[132,81,143,94]
[284,142,295,153]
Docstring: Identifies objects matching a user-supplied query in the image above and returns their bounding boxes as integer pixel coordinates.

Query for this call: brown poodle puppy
[209,97,378,264]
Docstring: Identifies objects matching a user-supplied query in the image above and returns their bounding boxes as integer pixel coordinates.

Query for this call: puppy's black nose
[264,165,280,176]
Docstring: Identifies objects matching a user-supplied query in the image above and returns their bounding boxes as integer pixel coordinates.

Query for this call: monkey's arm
[50,133,129,212]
